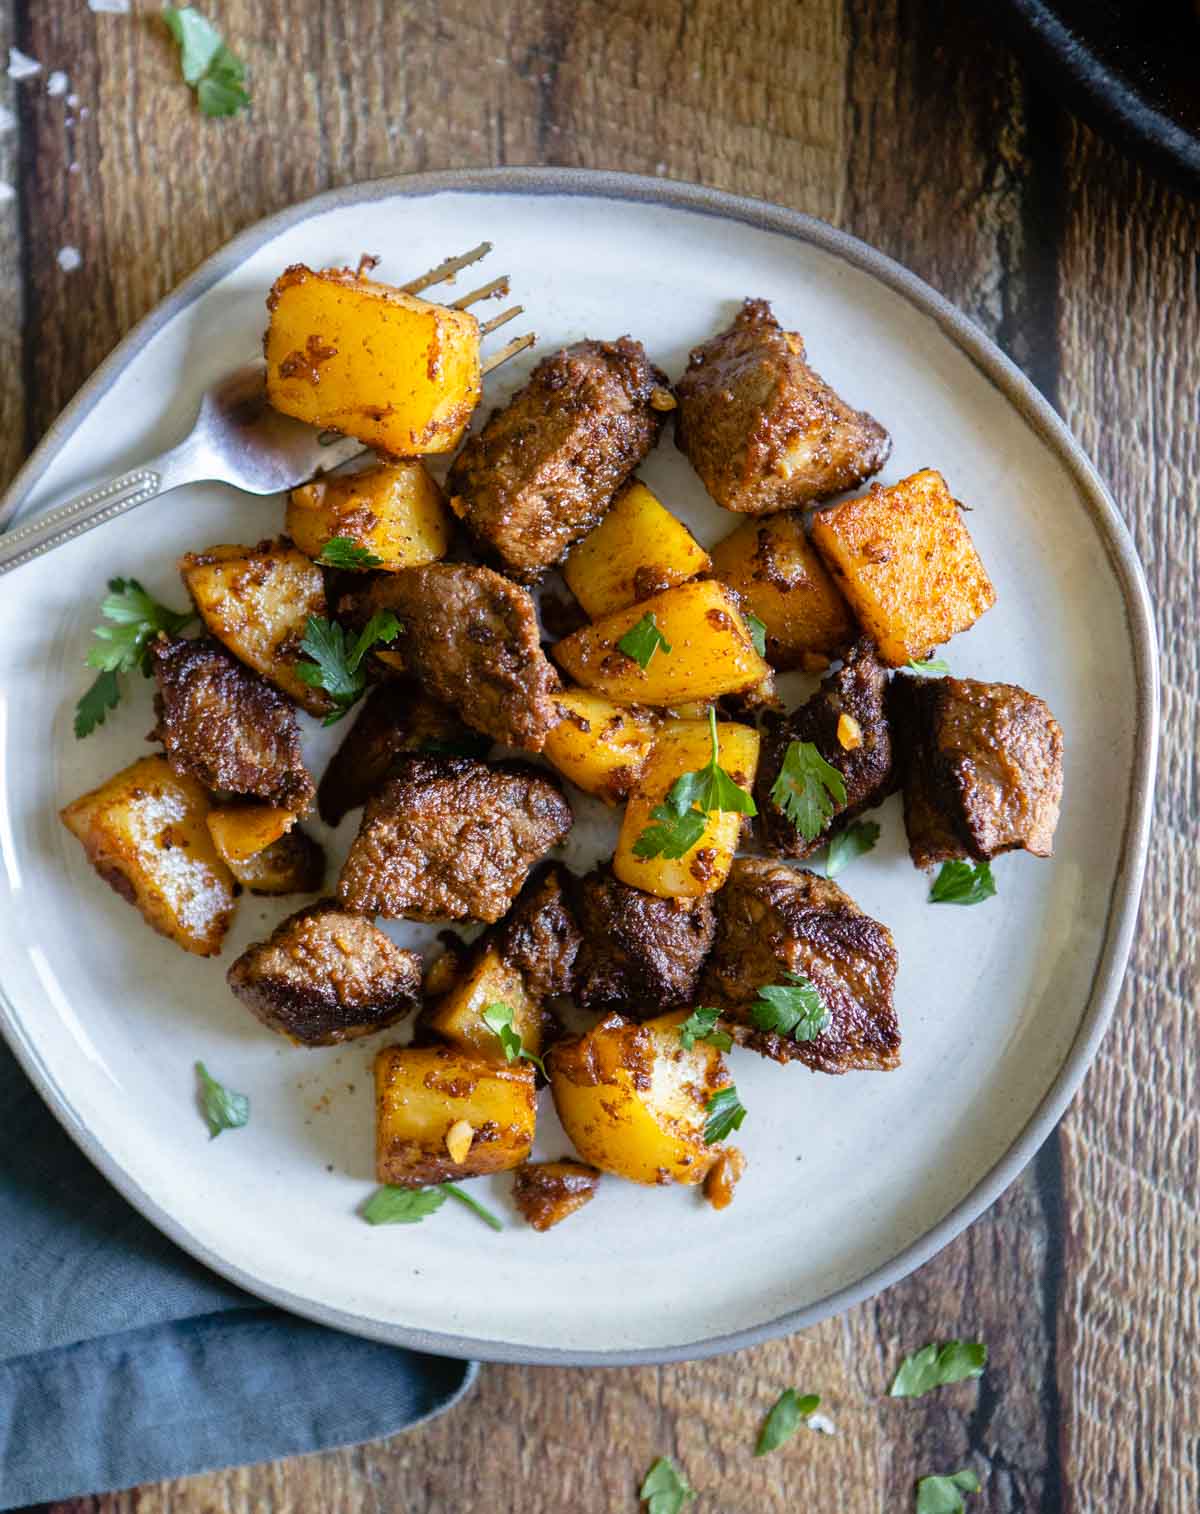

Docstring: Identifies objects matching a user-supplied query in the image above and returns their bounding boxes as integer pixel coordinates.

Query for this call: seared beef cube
[513,1160,600,1232]
[151,636,314,812]
[446,338,669,582]
[700,859,900,1074]
[894,675,1064,867]
[495,863,581,1001]
[675,299,890,515]
[227,900,422,1045]
[337,756,573,923]
[756,639,894,858]
[342,564,560,751]
[573,865,716,1015]
[317,682,485,827]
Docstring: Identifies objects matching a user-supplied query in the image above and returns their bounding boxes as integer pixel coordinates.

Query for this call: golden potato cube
[548,1010,730,1186]
[541,689,661,804]
[60,755,237,957]
[179,540,330,716]
[562,480,711,619]
[374,1044,536,1186]
[809,468,996,666]
[552,580,769,706]
[286,461,452,571]
[206,804,296,865]
[614,717,759,898]
[222,826,325,896]
[422,943,545,1063]
[265,265,481,456]
[709,512,855,668]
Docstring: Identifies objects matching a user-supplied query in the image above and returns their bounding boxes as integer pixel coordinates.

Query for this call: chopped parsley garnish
[890,1340,987,1398]
[745,612,768,657]
[295,611,400,725]
[906,656,951,674]
[639,1456,695,1513]
[749,971,829,1043]
[618,612,672,669]
[315,536,384,571]
[195,1061,249,1138]
[75,576,195,738]
[769,739,847,842]
[163,7,250,118]
[703,1085,747,1144]
[915,1468,982,1513]
[755,1389,821,1455]
[677,1006,732,1053]
[480,1002,547,1077]
[633,709,756,860]
[825,819,881,878]
[928,860,996,906]
[362,1182,503,1232]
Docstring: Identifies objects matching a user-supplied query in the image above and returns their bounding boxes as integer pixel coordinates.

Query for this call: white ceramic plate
[0,169,1156,1365]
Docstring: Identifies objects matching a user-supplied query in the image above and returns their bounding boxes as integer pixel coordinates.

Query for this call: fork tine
[478,303,525,336]
[451,275,511,310]
[401,242,492,296]
[481,331,537,375]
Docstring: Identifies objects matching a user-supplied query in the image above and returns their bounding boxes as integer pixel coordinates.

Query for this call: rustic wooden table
[3,2,1194,1510]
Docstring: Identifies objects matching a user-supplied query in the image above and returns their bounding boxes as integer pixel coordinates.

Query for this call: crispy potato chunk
[206,803,296,864]
[541,689,660,804]
[222,825,325,897]
[614,717,759,899]
[265,264,481,456]
[709,513,855,668]
[60,756,236,957]
[513,1161,600,1231]
[552,580,769,706]
[179,539,330,715]
[286,461,452,571]
[375,1044,536,1185]
[422,942,547,1063]
[563,480,711,619]
[809,469,995,666]
[548,1010,729,1186]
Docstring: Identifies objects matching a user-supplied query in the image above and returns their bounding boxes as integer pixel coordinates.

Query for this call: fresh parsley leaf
[928,860,996,906]
[195,1061,249,1138]
[421,734,493,759]
[74,669,121,739]
[75,577,195,738]
[678,1006,732,1053]
[745,612,768,657]
[163,8,250,117]
[639,1456,695,1513]
[363,1182,503,1232]
[915,1468,982,1514]
[631,803,709,861]
[825,819,881,878]
[749,971,829,1043]
[618,612,672,669]
[296,611,401,725]
[755,1389,821,1456]
[890,1340,987,1398]
[480,1002,547,1078]
[907,656,951,674]
[704,1085,747,1144]
[633,709,756,858]
[769,739,847,842]
[315,536,384,571]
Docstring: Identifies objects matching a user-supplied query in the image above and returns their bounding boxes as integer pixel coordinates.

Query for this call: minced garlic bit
[445,1119,474,1164]
[649,385,677,412]
[837,712,863,751]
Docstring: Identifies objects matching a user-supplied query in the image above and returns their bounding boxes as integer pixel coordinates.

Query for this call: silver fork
[0,243,535,577]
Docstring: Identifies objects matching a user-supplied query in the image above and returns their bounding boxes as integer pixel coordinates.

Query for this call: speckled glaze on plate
[0,169,1157,1365]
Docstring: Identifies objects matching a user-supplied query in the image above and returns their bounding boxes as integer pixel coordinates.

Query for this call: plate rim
[0,165,1159,1366]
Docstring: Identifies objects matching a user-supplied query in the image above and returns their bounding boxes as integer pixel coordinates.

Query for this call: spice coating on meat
[337,755,573,923]
[343,564,560,751]
[675,299,890,515]
[756,639,894,858]
[513,1160,600,1231]
[700,859,900,1074]
[893,675,1064,867]
[495,863,582,1001]
[227,899,422,1045]
[151,635,314,812]
[446,338,669,582]
[573,866,716,1016]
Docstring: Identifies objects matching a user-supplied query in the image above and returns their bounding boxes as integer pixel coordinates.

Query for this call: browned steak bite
[341,564,560,752]
[893,675,1064,868]
[151,635,314,812]
[573,865,716,1016]
[227,899,421,1046]
[337,756,573,923]
[445,337,669,582]
[317,681,486,827]
[756,639,894,858]
[495,862,582,1001]
[513,1161,601,1232]
[675,299,890,515]
[700,858,900,1074]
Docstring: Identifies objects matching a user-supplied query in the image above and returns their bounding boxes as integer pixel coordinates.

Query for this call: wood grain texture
[4,0,1194,1511]
[0,0,23,492]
